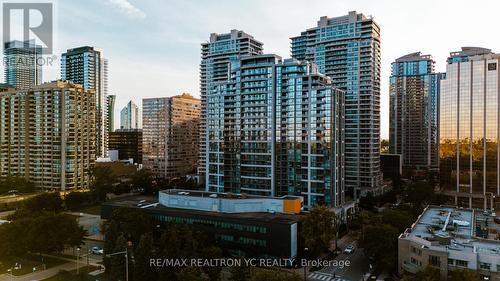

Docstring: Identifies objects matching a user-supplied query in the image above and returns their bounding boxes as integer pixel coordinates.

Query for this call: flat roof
[103,195,301,224]
[161,189,302,201]
[401,206,500,255]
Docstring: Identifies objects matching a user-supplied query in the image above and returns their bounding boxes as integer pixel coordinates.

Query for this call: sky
[2,0,499,138]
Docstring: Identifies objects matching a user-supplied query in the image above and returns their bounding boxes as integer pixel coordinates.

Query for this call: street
[308,248,371,281]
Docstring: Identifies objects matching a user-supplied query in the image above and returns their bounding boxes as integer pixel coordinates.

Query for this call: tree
[131,169,153,195]
[301,205,337,256]
[0,213,85,258]
[449,269,481,281]
[201,245,223,281]
[110,234,128,281]
[106,208,154,246]
[399,267,440,281]
[381,209,414,232]
[0,176,35,194]
[65,191,93,211]
[24,192,64,213]
[360,223,399,271]
[176,267,208,281]
[90,166,115,201]
[359,192,376,210]
[133,233,157,281]
[229,264,251,281]
[249,268,302,281]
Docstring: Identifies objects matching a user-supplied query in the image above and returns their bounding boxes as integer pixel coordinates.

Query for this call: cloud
[107,0,146,19]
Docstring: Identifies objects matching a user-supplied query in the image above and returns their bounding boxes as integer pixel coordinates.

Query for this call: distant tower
[61,46,108,158]
[143,94,200,179]
[4,40,42,89]
[120,100,140,129]
[107,95,116,132]
[389,52,444,172]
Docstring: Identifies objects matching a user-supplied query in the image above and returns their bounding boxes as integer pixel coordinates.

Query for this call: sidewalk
[0,254,100,281]
[0,261,79,281]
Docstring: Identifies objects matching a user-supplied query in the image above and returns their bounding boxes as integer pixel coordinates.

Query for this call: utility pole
[106,248,129,281]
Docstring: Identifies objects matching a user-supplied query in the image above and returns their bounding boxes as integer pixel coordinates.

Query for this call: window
[480,262,491,270]
[411,246,422,256]
[429,255,440,267]
[456,260,468,268]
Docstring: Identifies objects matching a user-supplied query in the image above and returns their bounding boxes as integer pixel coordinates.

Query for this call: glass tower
[120,100,140,129]
[291,11,381,199]
[3,40,42,90]
[61,46,108,158]
[389,52,444,171]
[107,95,116,133]
[439,47,500,209]
[206,54,345,208]
[199,30,264,182]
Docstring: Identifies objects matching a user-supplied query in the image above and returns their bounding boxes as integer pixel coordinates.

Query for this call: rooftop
[400,206,500,256]
[160,189,301,201]
[102,194,300,224]
[395,52,433,62]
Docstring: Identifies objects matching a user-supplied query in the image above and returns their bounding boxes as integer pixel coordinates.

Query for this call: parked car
[91,246,104,255]
[343,244,355,254]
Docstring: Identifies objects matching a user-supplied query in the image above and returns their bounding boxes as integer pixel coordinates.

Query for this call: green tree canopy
[249,268,302,281]
[301,205,337,256]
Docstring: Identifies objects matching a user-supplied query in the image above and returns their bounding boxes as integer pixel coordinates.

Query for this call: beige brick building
[0,81,96,190]
[143,93,200,179]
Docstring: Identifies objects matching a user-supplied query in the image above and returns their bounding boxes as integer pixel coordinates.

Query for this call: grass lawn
[0,254,66,276]
[77,204,102,216]
[41,265,99,281]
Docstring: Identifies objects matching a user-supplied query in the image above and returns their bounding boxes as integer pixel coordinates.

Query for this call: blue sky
[2,0,499,138]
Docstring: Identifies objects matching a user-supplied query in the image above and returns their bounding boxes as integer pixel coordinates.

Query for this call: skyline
[1,0,499,138]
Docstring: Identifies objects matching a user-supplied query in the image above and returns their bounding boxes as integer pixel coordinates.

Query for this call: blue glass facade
[389,53,444,171]
[206,55,345,208]
[200,30,264,181]
[291,11,381,198]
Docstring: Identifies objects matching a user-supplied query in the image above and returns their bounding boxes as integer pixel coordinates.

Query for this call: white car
[91,246,104,255]
[343,245,355,254]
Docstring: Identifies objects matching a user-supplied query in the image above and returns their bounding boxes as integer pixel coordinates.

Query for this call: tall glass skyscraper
[389,52,444,171]
[199,30,264,182]
[107,95,116,133]
[61,46,108,158]
[120,100,141,129]
[4,40,42,90]
[440,47,500,209]
[291,11,381,198]
[206,54,345,209]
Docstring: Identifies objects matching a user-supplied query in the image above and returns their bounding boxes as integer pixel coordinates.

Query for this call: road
[308,248,371,281]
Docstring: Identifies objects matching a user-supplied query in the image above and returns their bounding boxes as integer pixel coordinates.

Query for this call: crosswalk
[308,271,349,281]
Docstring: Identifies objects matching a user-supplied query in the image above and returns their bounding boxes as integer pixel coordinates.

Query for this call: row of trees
[356,180,452,276]
[0,176,35,194]
[0,192,86,260]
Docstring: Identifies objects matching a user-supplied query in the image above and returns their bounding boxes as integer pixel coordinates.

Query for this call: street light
[106,248,129,281]
[76,247,81,275]
[7,268,12,281]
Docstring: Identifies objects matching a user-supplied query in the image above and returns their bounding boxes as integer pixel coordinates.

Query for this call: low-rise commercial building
[101,189,301,259]
[399,206,500,280]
